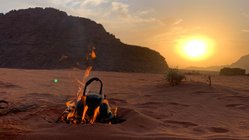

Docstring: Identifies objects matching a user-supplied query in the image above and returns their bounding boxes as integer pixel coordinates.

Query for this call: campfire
[56,44,118,124]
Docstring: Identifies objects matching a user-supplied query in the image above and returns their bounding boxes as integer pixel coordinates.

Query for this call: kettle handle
[83,77,103,96]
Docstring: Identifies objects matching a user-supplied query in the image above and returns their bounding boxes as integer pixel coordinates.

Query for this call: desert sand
[0,68,249,140]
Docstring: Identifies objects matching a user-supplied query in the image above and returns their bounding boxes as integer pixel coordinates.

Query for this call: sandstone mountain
[0,8,168,73]
[231,54,249,73]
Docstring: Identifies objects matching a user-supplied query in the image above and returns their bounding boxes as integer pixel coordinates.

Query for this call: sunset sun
[177,36,214,61]
[183,39,207,58]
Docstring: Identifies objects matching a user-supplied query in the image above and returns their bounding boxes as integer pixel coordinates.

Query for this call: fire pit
[56,44,124,125]
[56,77,118,124]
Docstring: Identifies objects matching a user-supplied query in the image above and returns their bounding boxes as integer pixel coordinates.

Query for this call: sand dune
[0,68,249,140]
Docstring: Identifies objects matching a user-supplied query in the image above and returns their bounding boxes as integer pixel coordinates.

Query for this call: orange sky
[1,0,249,68]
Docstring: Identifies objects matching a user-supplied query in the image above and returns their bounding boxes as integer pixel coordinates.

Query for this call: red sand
[0,68,249,140]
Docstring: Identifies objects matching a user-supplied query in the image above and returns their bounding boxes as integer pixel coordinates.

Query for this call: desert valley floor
[0,68,249,140]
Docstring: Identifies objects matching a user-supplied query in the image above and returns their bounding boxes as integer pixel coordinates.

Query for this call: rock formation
[0,8,168,73]
[231,54,249,73]
[220,67,246,76]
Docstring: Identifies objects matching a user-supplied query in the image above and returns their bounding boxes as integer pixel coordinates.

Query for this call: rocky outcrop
[220,67,246,76]
[0,7,168,73]
[231,54,249,73]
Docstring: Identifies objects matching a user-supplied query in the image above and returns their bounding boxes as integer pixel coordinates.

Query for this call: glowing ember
[91,50,96,59]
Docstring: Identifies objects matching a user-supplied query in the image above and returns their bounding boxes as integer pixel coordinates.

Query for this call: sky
[1,0,249,68]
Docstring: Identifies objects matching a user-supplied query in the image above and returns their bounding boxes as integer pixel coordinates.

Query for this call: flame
[65,100,76,120]
[76,66,92,101]
[62,45,96,123]
[61,46,96,124]
[65,100,74,107]
[91,50,96,59]
[84,66,93,78]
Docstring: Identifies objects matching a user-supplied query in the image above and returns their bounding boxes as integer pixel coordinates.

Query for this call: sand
[0,68,248,140]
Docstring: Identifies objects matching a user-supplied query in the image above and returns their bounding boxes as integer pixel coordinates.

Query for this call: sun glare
[184,40,207,58]
[176,36,214,61]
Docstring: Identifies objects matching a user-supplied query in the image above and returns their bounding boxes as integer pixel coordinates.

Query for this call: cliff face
[231,54,249,73]
[0,7,168,73]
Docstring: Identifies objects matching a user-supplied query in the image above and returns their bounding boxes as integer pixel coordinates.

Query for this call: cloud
[65,0,82,8]
[106,1,162,26]
[111,2,129,14]
[174,19,183,25]
[43,0,108,7]
[241,29,249,33]
[82,0,108,6]
[241,12,249,18]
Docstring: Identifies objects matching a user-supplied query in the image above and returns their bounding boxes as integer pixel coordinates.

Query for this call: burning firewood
[56,44,120,125]
[56,77,119,124]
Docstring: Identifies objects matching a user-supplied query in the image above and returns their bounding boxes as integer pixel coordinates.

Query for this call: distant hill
[186,54,249,73]
[185,65,229,72]
[231,54,249,73]
[0,7,168,73]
